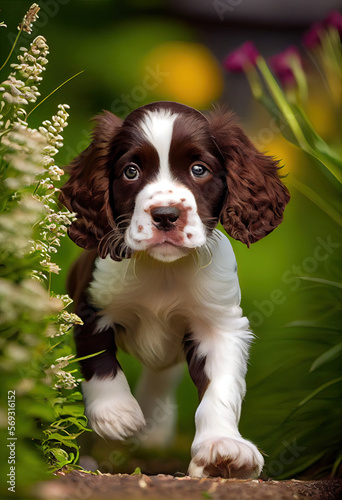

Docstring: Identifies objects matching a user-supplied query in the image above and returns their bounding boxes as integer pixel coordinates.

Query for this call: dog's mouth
[154,241,180,247]
[135,227,189,261]
[147,231,185,249]
[152,236,182,246]
[146,241,191,262]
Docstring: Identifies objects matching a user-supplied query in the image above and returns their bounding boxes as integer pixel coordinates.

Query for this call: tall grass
[225,14,342,478]
[0,5,89,496]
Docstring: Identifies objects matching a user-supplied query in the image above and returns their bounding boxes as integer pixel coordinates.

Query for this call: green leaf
[310,343,342,372]
[285,321,340,331]
[256,57,342,188]
[47,447,74,468]
[54,405,86,419]
[44,432,84,445]
[51,415,89,430]
[291,104,342,167]
[298,277,342,288]
[48,447,69,460]
[131,467,142,475]
[274,451,326,479]
[257,57,309,151]
[298,377,342,407]
[331,452,342,477]
[289,177,342,226]
[67,391,83,401]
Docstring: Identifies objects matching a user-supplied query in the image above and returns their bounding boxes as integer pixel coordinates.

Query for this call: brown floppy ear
[208,110,290,246]
[59,111,122,251]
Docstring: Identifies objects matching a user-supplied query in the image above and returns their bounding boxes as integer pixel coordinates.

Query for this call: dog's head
[59,101,290,262]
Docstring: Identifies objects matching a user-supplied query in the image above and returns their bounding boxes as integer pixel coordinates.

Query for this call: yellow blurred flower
[259,135,299,176]
[305,89,336,138]
[142,41,223,108]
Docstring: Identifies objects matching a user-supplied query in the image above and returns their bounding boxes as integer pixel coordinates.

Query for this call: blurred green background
[1,0,341,480]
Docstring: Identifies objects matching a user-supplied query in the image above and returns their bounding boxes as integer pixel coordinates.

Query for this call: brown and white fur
[59,101,290,479]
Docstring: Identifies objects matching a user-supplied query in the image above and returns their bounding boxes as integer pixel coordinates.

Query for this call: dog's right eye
[124,164,140,180]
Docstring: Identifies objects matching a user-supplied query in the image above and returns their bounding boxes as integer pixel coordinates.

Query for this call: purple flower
[269,46,303,87]
[302,22,322,49]
[223,41,259,73]
[302,10,342,48]
[324,10,342,34]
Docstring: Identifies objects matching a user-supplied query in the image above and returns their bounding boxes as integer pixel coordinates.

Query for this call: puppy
[59,101,290,478]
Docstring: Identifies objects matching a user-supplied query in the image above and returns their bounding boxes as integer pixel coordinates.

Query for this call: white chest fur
[88,230,245,371]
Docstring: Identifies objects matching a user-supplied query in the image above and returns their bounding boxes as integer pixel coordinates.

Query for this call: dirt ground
[35,470,342,500]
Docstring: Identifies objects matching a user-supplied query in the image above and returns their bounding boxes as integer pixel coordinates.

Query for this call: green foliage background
[0,0,341,494]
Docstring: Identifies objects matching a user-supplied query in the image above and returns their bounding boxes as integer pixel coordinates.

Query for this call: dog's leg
[75,297,145,441]
[184,328,264,478]
[135,364,183,447]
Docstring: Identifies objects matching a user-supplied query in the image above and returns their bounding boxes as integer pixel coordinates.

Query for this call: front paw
[82,374,146,441]
[86,395,146,441]
[188,437,264,479]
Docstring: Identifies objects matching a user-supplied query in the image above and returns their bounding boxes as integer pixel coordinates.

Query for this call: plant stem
[26,71,84,120]
[257,56,308,150]
[245,66,263,99]
[0,27,23,72]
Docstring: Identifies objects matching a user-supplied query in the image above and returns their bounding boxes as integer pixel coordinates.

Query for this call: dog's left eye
[124,164,140,180]
[190,163,210,179]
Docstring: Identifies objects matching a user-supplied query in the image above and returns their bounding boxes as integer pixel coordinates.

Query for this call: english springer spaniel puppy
[59,101,290,479]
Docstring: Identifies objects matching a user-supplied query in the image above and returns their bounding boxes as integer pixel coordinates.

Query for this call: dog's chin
[146,242,191,263]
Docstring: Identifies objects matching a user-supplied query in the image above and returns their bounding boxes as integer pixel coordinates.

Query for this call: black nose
[151,206,181,231]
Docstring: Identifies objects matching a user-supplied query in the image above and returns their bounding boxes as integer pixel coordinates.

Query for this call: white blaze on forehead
[139,109,178,181]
